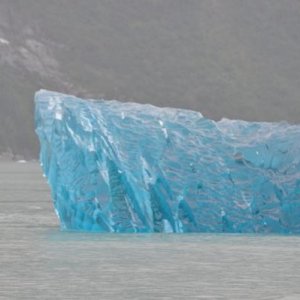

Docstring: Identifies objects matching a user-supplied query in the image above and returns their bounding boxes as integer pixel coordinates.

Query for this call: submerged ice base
[35,90,300,233]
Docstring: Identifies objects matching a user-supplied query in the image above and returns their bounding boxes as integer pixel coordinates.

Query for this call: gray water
[1,162,300,300]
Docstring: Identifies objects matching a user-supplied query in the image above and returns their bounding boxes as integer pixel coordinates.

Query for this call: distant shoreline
[0,154,36,163]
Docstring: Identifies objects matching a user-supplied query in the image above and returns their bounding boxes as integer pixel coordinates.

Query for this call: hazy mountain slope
[0,0,300,158]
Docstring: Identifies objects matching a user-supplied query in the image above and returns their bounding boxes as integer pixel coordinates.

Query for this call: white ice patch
[81,115,93,132]
[158,119,168,138]
[49,96,63,120]
[87,143,95,152]
[101,168,110,186]
[162,127,168,139]
[55,108,63,120]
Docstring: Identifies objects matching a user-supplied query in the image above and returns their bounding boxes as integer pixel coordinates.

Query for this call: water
[1,161,300,300]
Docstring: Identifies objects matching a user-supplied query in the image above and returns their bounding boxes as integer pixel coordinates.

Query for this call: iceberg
[35,90,300,233]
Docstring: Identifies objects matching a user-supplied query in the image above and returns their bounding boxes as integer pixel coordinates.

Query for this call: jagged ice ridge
[35,90,300,233]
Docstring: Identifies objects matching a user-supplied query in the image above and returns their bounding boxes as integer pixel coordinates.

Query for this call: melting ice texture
[35,90,300,233]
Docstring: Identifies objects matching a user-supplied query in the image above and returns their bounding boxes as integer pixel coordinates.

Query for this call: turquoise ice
[35,90,300,233]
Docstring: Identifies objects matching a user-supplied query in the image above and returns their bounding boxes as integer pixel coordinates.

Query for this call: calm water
[1,162,300,300]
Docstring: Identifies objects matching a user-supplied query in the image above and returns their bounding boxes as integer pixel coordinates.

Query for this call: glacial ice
[35,90,300,233]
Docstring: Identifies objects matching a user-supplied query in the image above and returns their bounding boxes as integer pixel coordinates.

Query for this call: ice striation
[35,90,300,233]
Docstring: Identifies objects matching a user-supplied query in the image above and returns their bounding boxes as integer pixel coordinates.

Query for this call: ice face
[35,90,300,233]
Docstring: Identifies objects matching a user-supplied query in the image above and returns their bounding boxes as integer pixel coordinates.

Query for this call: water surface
[1,161,300,299]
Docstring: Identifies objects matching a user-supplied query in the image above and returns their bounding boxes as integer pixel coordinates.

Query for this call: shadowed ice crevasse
[35,90,300,233]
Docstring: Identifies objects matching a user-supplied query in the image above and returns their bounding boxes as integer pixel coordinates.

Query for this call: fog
[0,0,300,158]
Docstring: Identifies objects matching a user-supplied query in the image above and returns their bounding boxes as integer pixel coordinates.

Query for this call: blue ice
[35,90,300,233]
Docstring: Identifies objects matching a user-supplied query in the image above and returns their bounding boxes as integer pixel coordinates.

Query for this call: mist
[1,0,300,159]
